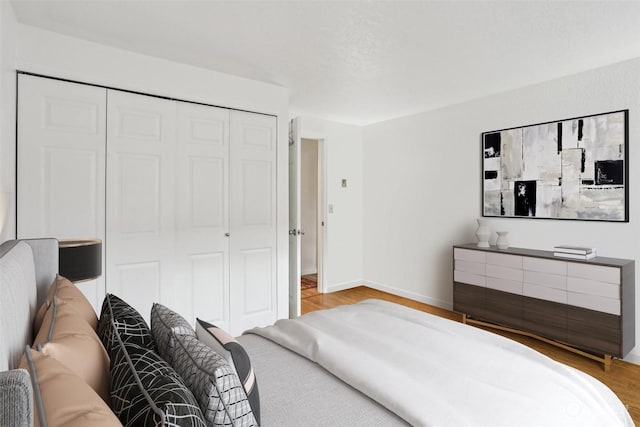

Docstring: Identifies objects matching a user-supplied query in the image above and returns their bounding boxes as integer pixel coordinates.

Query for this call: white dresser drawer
[523,257,567,275]
[454,248,486,263]
[486,277,522,295]
[523,283,567,304]
[454,270,486,287]
[567,292,620,315]
[455,259,485,275]
[566,277,620,300]
[486,264,523,282]
[486,252,522,269]
[523,270,567,290]
[567,263,620,284]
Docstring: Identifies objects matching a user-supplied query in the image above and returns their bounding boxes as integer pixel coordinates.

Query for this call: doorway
[300,138,321,298]
[288,117,326,318]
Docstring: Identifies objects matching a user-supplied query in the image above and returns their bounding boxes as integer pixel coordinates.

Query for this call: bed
[0,238,634,426]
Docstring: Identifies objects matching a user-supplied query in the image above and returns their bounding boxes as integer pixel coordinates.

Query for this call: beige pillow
[32,300,50,337]
[20,348,119,427]
[34,275,98,333]
[33,299,110,405]
[51,275,98,330]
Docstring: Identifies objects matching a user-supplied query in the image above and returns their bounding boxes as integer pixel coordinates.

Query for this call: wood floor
[300,274,319,299]
[302,286,640,424]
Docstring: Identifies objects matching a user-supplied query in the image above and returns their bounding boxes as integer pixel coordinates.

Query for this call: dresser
[453,244,635,366]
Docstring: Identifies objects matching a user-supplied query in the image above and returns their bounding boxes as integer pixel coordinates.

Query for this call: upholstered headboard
[0,238,58,371]
[0,238,58,426]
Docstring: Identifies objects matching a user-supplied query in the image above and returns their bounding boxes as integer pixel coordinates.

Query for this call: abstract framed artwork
[482,110,628,222]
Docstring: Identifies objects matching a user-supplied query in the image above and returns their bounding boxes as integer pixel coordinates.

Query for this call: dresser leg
[461,313,468,324]
[603,355,612,372]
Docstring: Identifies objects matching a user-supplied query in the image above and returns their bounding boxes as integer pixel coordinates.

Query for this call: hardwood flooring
[301,284,320,299]
[300,274,319,299]
[301,286,640,424]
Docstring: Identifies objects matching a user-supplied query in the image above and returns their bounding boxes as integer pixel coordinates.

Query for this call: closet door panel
[190,157,224,228]
[241,161,273,225]
[116,154,161,234]
[106,90,176,322]
[240,247,273,314]
[230,111,277,335]
[190,252,226,328]
[111,261,161,322]
[175,102,230,328]
[17,74,106,311]
[43,148,100,235]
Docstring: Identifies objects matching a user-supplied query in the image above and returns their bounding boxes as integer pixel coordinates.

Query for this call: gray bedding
[237,334,409,427]
[1,238,404,427]
[246,300,633,427]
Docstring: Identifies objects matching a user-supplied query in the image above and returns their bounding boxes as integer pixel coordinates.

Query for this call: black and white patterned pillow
[110,332,206,426]
[98,294,156,354]
[172,333,258,427]
[151,303,195,365]
[196,318,260,423]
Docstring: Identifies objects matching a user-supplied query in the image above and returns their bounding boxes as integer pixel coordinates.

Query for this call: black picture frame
[482,110,628,222]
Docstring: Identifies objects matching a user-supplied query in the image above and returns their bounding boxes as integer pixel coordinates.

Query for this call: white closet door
[229,111,277,335]
[17,74,106,310]
[175,101,230,329]
[106,90,176,322]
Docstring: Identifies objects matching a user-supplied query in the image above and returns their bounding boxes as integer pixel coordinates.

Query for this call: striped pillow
[195,319,260,424]
[151,303,195,366]
[172,333,258,427]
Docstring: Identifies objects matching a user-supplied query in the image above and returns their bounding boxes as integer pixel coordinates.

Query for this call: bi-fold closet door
[106,91,232,330]
[17,75,107,307]
[18,75,278,335]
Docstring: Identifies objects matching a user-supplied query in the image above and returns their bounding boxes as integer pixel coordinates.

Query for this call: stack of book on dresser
[553,245,597,260]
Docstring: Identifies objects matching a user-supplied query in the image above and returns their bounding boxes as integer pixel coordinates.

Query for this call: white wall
[296,117,363,291]
[362,57,640,361]
[0,4,17,242]
[300,138,318,275]
[0,22,290,320]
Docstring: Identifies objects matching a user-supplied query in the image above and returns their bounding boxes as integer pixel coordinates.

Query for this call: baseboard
[325,279,363,293]
[361,280,453,311]
[301,269,317,276]
[623,351,640,365]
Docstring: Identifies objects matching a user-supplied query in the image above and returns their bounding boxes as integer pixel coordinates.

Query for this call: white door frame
[315,138,327,294]
[288,119,301,317]
[288,123,329,317]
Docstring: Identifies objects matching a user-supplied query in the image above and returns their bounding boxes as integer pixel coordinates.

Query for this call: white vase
[496,231,509,250]
[476,218,490,248]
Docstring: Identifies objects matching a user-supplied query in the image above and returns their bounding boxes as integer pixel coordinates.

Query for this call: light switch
[328,204,334,214]
[341,179,347,188]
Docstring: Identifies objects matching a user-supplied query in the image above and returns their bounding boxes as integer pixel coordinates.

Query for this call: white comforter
[248,299,633,427]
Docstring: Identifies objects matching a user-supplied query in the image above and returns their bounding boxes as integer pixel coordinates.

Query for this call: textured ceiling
[10,1,640,125]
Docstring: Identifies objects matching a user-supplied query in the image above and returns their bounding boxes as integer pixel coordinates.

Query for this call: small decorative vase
[496,231,509,250]
[476,218,490,248]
